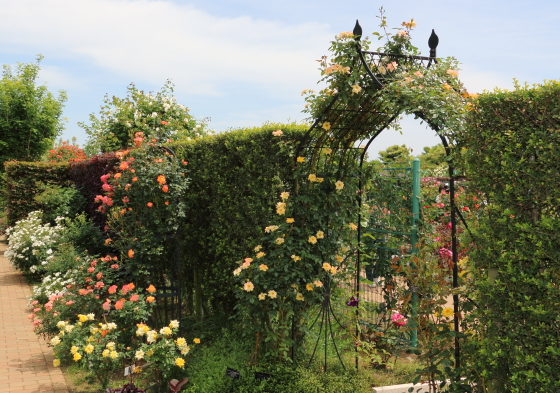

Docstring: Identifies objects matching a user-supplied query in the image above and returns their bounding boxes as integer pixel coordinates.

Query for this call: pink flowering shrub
[94,138,189,285]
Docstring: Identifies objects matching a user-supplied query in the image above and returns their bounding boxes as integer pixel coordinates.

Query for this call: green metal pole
[409,158,421,349]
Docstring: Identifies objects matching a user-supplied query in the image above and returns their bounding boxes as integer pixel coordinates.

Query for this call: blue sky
[1,0,559,158]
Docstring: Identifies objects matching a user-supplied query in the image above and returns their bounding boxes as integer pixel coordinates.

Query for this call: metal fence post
[409,158,421,348]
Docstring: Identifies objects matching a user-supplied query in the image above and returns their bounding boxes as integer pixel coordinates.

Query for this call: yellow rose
[441,308,454,318]
[175,357,185,368]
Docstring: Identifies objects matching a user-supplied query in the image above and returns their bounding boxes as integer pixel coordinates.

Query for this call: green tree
[377,144,412,162]
[0,55,67,169]
[417,143,447,170]
[81,81,212,154]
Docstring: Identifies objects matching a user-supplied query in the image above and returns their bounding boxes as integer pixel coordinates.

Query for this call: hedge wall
[455,80,560,392]
[4,161,69,226]
[4,123,309,317]
[170,123,308,315]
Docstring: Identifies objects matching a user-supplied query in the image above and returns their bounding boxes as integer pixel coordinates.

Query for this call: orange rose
[128,249,134,258]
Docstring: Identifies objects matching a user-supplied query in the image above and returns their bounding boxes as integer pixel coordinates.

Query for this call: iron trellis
[295,19,463,371]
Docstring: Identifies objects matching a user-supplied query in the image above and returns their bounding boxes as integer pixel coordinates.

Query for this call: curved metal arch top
[296,20,440,168]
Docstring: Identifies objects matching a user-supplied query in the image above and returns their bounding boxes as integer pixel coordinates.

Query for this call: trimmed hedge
[455,80,560,392]
[5,123,309,317]
[4,161,69,226]
[170,123,308,315]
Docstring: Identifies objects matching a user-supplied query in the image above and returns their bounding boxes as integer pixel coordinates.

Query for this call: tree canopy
[81,81,212,154]
[0,55,67,169]
[377,144,413,162]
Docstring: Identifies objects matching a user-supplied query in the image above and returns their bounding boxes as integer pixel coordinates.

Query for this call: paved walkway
[0,238,69,393]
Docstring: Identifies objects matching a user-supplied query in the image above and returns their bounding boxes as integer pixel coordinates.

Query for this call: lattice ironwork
[294,19,463,370]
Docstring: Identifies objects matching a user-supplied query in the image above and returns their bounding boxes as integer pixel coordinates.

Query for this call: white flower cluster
[5,211,66,274]
[31,270,75,303]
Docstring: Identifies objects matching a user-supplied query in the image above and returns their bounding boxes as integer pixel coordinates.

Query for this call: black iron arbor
[295,20,468,370]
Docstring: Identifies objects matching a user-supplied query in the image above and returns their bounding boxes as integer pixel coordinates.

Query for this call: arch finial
[428,29,439,58]
[353,20,362,41]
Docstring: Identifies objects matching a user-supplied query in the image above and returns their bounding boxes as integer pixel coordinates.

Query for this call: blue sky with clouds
[1,0,559,158]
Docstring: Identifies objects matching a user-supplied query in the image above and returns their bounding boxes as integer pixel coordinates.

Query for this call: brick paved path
[0,237,69,393]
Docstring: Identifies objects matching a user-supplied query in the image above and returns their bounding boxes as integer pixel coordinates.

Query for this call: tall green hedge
[455,80,560,392]
[4,161,69,226]
[170,123,308,315]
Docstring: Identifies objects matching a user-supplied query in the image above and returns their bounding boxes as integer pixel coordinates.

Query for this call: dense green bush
[34,183,87,224]
[4,161,69,226]
[454,80,560,392]
[169,123,308,317]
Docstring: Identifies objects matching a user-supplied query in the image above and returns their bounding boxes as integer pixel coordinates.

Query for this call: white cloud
[37,65,86,91]
[460,65,515,94]
[0,0,332,97]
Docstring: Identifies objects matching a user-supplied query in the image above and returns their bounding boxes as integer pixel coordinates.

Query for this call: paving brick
[0,239,69,393]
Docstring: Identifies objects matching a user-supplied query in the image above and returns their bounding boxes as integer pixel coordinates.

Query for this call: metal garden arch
[295,20,465,370]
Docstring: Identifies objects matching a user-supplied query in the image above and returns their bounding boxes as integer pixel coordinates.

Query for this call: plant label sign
[255,372,271,381]
[225,367,241,380]
[124,366,133,376]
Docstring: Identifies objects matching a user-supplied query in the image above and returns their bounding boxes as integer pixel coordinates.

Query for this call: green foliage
[378,144,412,162]
[99,140,190,286]
[4,160,69,226]
[171,123,309,320]
[59,213,110,256]
[452,80,560,392]
[302,9,473,136]
[34,184,87,224]
[81,81,212,154]
[0,55,67,167]
[183,330,375,393]
[417,144,447,171]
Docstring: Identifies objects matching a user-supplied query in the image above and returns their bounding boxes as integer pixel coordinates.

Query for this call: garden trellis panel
[361,159,420,347]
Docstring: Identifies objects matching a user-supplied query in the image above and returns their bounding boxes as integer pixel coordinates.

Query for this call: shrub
[47,142,87,162]
[81,81,212,154]
[34,184,87,224]
[453,80,560,392]
[4,161,69,226]
[93,137,190,288]
[5,211,66,274]
[58,213,110,256]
